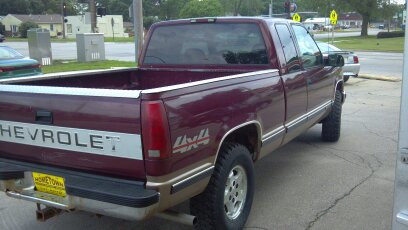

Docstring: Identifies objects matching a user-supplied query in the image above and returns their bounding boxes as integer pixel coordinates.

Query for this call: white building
[303,18,330,30]
[64,13,127,38]
[338,12,363,28]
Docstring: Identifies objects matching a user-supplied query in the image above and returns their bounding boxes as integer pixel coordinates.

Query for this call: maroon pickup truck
[0,17,345,229]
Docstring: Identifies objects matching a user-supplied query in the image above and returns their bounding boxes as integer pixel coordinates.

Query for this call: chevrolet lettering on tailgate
[0,120,142,160]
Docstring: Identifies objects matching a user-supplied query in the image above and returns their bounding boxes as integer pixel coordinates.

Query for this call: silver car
[316,41,360,82]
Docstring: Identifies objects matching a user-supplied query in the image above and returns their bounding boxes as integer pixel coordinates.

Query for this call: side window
[275,24,301,73]
[291,25,322,68]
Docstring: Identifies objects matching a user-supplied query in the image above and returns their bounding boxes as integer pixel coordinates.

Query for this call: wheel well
[336,81,344,92]
[336,80,344,102]
[222,124,261,161]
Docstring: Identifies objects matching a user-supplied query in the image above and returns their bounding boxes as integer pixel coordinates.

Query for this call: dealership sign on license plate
[32,172,66,197]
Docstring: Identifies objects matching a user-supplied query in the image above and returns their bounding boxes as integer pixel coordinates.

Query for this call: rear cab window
[144,23,270,66]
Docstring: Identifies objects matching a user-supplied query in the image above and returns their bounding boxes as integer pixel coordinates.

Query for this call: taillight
[32,64,41,68]
[353,56,359,64]
[141,100,171,160]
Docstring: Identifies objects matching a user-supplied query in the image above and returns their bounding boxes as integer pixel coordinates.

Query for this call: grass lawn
[5,37,134,43]
[42,60,136,74]
[317,35,404,52]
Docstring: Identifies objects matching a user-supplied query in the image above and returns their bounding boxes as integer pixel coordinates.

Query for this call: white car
[316,41,360,82]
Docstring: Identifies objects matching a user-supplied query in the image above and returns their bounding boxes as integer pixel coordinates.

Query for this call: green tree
[380,1,400,31]
[19,21,39,38]
[159,0,190,20]
[0,22,5,34]
[179,0,224,18]
[341,0,380,36]
[220,0,265,16]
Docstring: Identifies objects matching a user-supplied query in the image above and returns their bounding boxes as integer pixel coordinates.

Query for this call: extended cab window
[274,24,300,73]
[144,23,269,65]
[291,25,322,68]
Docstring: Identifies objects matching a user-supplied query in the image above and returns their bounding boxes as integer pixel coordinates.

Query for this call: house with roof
[338,12,363,28]
[1,14,63,37]
[64,13,127,38]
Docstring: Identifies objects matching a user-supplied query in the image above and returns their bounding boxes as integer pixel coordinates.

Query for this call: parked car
[0,18,345,229]
[316,41,360,82]
[0,34,5,42]
[0,46,42,79]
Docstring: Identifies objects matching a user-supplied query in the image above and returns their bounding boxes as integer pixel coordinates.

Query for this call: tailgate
[0,85,145,179]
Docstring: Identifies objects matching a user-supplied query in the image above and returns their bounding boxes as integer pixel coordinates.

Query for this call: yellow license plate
[32,172,66,197]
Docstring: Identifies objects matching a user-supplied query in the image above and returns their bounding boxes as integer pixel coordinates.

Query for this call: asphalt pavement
[0,77,401,229]
[356,51,403,78]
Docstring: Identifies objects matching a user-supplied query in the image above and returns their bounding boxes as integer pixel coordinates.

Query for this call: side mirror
[324,53,344,67]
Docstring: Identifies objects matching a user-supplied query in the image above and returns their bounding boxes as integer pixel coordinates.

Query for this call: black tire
[321,90,342,142]
[343,75,350,82]
[191,143,254,230]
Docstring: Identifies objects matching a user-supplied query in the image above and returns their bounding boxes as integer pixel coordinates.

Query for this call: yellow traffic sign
[331,20,337,25]
[330,10,338,21]
[292,13,301,22]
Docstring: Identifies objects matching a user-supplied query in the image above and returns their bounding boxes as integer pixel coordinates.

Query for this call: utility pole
[269,0,273,17]
[61,0,66,39]
[132,0,143,64]
[89,0,97,33]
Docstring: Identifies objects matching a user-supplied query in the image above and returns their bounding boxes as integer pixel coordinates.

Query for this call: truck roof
[152,16,296,27]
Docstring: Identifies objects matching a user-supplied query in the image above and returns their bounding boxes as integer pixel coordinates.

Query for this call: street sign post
[111,18,115,42]
[292,13,301,22]
[329,10,337,45]
[330,10,338,21]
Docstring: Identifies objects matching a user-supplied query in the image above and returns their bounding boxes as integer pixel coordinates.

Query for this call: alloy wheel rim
[224,165,248,220]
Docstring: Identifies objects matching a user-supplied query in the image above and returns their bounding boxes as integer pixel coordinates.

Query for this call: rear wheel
[321,90,342,142]
[191,143,254,230]
[343,75,350,82]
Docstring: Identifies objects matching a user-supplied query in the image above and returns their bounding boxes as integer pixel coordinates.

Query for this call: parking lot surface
[0,77,400,229]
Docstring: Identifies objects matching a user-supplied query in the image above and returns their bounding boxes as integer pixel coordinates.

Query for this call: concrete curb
[358,74,401,82]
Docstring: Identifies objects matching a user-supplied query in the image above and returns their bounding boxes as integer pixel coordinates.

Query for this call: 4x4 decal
[173,128,210,154]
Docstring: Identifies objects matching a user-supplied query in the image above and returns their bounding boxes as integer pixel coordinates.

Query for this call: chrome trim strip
[0,84,141,99]
[397,211,408,226]
[285,100,333,131]
[261,126,285,144]
[6,190,70,209]
[286,113,308,131]
[0,68,138,84]
[142,69,279,94]
[214,120,263,164]
[307,100,332,120]
[171,166,214,194]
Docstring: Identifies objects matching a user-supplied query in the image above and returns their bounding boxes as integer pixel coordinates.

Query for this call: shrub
[143,16,160,31]
[19,22,40,38]
[377,31,405,39]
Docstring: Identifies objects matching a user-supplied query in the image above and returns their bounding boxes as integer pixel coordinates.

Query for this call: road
[356,51,403,78]
[314,28,381,39]
[3,42,136,62]
[0,77,400,229]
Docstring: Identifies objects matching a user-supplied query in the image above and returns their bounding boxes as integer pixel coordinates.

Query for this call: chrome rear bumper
[0,160,160,221]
